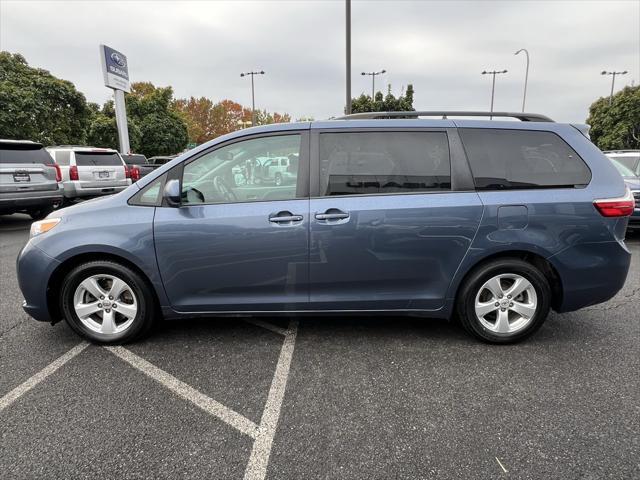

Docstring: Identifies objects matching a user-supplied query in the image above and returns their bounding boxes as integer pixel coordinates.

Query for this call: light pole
[514,49,529,112]
[481,69,508,119]
[240,70,265,126]
[361,69,386,100]
[601,70,628,105]
[346,0,351,115]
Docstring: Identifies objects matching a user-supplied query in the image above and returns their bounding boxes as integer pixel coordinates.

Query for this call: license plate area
[95,171,110,179]
[13,172,31,182]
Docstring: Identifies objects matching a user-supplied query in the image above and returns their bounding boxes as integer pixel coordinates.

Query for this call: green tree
[0,51,91,144]
[587,85,640,150]
[351,84,415,114]
[88,81,188,156]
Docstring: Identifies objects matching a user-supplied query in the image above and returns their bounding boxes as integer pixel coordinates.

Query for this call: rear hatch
[74,151,127,185]
[0,142,59,194]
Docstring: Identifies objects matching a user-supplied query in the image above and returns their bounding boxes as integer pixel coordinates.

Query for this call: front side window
[319,131,451,196]
[459,129,591,190]
[181,134,302,205]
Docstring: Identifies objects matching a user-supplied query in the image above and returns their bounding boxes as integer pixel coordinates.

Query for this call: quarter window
[319,131,451,196]
[459,129,591,190]
[181,134,302,205]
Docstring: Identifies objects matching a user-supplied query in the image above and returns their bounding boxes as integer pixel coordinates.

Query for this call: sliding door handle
[269,212,303,223]
[315,209,350,221]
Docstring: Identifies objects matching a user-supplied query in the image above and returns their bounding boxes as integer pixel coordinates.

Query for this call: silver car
[0,139,63,219]
[46,146,131,202]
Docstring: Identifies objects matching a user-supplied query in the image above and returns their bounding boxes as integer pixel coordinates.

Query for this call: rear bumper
[17,241,60,323]
[62,181,129,199]
[551,240,631,312]
[0,190,63,212]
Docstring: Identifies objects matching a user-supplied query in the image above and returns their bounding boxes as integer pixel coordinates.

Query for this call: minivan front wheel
[457,259,551,343]
[60,261,155,344]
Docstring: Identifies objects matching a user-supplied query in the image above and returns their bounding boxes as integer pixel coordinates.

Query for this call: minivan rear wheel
[457,259,551,343]
[60,261,155,344]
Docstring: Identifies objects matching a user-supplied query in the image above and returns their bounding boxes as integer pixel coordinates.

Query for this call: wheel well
[455,251,563,310]
[46,252,161,324]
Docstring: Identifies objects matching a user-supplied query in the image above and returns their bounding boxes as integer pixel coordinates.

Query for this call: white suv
[46,146,131,202]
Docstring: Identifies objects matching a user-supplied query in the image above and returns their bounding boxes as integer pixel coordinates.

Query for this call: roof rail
[336,111,554,122]
[48,145,97,149]
[602,149,640,153]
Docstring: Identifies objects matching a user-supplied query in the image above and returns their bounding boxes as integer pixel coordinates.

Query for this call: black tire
[60,260,156,344]
[28,206,54,220]
[456,258,551,344]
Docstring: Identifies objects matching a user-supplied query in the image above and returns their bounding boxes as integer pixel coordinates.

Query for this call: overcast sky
[1,0,639,122]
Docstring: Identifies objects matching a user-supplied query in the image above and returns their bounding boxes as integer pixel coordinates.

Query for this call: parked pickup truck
[121,154,160,178]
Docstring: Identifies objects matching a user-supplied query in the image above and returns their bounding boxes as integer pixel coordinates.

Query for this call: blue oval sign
[110,52,126,68]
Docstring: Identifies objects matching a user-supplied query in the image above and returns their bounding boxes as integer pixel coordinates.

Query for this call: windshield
[609,155,640,173]
[75,152,123,166]
[609,157,637,178]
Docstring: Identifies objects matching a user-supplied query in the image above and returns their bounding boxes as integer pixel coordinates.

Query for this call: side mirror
[163,179,181,207]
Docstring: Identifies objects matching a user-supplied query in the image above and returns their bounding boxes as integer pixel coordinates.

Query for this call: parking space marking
[244,319,298,480]
[495,457,508,473]
[106,346,259,439]
[245,319,288,336]
[0,341,89,413]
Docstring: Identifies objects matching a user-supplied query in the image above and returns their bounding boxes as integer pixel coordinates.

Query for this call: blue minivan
[17,112,634,344]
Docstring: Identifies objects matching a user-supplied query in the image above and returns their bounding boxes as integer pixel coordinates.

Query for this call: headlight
[30,218,61,237]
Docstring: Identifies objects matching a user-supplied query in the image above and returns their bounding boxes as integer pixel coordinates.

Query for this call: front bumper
[17,241,61,323]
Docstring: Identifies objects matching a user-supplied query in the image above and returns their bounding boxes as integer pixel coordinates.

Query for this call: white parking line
[106,346,259,439]
[245,319,288,336]
[244,319,298,480]
[0,342,89,413]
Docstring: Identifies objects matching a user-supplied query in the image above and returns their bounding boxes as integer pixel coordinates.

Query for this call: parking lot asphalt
[1,213,638,479]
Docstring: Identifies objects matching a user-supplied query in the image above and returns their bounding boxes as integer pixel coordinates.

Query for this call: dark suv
[17,112,633,344]
[0,139,62,219]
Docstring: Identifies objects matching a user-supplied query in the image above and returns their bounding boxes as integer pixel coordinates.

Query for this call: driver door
[154,131,310,312]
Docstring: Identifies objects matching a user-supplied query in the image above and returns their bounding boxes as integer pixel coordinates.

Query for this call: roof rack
[336,111,554,122]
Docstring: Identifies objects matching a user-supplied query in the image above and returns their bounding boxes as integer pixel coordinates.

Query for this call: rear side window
[319,131,451,196]
[459,129,591,190]
[75,152,123,166]
[54,151,71,166]
[0,144,52,164]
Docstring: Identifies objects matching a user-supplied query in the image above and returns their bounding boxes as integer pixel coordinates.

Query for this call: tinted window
[122,154,147,165]
[182,134,301,205]
[460,129,591,190]
[55,150,71,166]
[319,131,451,196]
[75,152,123,166]
[0,144,51,164]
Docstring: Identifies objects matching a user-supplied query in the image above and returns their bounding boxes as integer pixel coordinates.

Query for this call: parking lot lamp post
[481,69,508,119]
[601,70,628,105]
[514,49,529,112]
[361,69,387,100]
[240,70,265,126]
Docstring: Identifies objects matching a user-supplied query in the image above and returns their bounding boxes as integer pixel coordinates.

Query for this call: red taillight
[69,165,79,181]
[45,162,62,182]
[130,166,140,181]
[594,187,635,217]
[124,165,131,179]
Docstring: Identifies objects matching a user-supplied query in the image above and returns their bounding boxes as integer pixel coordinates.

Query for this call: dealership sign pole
[100,45,131,154]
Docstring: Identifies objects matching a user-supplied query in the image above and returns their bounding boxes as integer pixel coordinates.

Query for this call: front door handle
[269,211,303,223]
[315,209,350,221]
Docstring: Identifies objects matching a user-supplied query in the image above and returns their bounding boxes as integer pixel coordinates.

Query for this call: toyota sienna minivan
[17,112,633,344]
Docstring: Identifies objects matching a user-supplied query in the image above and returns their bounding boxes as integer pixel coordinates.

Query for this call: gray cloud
[1,0,638,122]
